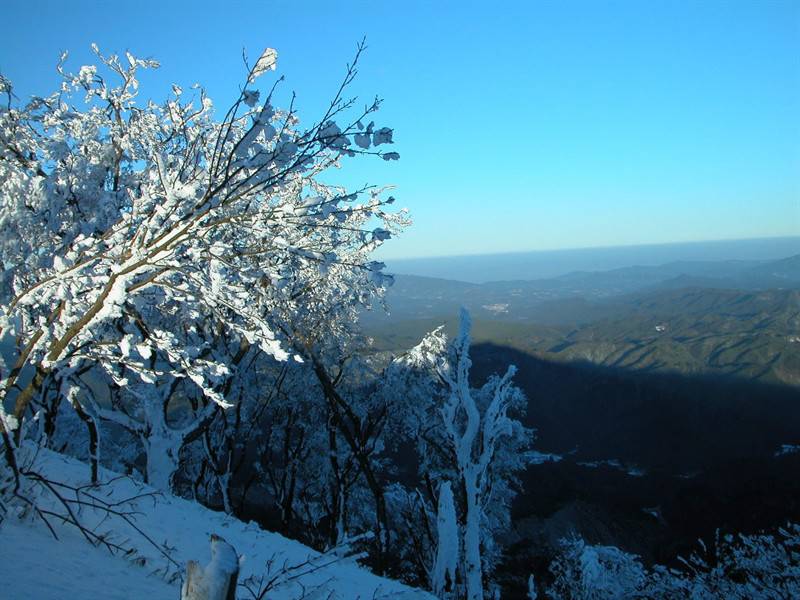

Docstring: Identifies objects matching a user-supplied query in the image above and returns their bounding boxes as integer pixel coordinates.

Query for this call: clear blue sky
[1,0,798,259]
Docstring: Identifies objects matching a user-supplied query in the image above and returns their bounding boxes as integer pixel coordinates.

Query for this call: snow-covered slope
[0,448,433,599]
[1,517,178,600]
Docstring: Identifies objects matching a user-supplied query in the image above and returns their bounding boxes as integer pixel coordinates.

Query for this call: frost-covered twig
[16,464,182,572]
[241,533,371,599]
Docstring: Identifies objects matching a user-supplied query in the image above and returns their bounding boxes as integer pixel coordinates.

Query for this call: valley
[363,254,800,594]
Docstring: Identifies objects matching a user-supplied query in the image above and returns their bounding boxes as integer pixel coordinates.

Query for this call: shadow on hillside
[470,342,800,470]
[468,343,800,591]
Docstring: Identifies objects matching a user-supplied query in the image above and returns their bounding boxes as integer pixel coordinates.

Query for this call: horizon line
[384,234,800,263]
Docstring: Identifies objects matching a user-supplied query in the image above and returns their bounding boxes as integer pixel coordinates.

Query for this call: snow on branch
[0,40,407,512]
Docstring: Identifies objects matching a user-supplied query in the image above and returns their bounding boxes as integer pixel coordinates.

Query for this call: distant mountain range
[386,237,800,283]
[363,254,800,386]
[371,253,800,320]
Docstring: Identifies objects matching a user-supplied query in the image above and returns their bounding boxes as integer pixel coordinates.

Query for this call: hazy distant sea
[387,237,800,283]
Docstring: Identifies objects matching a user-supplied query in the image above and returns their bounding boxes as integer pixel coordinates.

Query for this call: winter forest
[1,32,799,600]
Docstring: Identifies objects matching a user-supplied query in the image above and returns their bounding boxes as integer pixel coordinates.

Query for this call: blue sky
[1,0,798,259]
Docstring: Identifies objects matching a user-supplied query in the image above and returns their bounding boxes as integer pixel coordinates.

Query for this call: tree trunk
[432,481,458,598]
[142,431,182,492]
[181,561,206,600]
[181,536,239,600]
[463,474,484,600]
[71,399,100,483]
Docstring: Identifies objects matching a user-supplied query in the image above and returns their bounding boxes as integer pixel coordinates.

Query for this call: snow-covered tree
[548,524,800,600]
[387,309,532,598]
[434,309,527,600]
[547,538,646,600]
[0,42,404,493]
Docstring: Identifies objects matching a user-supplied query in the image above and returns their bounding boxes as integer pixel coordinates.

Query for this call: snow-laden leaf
[371,228,391,242]
[242,89,260,107]
[249,47,278,83]
[373,127,393,145]
[354,132,371,149]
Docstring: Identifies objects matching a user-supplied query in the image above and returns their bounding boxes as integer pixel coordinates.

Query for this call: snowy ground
[0,447,433,599]
[1,517,177,600]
